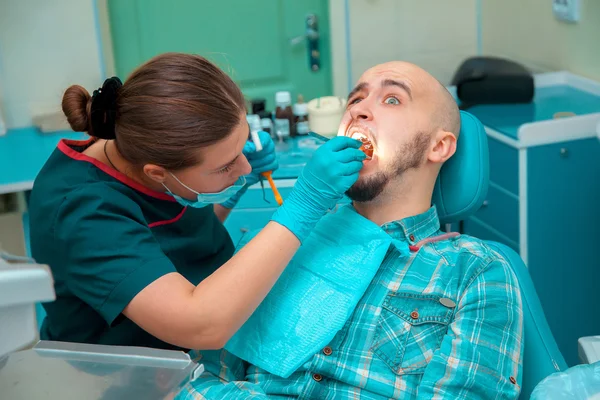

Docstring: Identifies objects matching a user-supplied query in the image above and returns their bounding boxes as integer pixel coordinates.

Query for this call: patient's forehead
[358,62,434,98]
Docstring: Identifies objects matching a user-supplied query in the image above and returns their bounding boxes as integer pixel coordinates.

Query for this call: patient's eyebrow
[347,82,368,101]
[382,79,412,100]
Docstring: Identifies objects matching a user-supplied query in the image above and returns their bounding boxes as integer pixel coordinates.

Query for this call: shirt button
[410,310,420,319]
[409,234,416,242]
[509,376,517,384]
[322,346,333,356]
[313,373,323,382]
[440,298,456,308]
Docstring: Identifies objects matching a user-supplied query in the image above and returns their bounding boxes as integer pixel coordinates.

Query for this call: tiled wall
[482,0,600,81]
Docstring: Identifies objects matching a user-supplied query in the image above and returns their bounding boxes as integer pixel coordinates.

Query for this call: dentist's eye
[384,96,400,105]
[216,163,234,174]
[217,165,232,174]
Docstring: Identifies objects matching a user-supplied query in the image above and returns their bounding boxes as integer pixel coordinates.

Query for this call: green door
[106,0,332,110]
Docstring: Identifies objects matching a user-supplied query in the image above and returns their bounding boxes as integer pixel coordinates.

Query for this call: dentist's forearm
[189,221,299,346]
[123,221,300,350]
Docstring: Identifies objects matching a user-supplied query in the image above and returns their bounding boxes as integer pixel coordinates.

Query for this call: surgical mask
[163,173,246,208]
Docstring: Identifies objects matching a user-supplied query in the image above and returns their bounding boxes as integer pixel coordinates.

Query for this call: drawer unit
[487,135,519,195]
[472,183,520,243]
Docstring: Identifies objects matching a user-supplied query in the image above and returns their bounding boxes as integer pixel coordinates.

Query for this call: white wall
[97,0,116,78]
[329,0,478,97]
[0,0,105,129]
[0,0,481,128]
[482,0,600,81]
[329,0,351,100]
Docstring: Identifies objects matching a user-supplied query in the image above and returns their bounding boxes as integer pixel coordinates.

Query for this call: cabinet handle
[560,148,569,158]
[482,200,489,207]
[289,14,320,72]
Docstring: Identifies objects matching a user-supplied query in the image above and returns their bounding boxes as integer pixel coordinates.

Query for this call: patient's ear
[428,130,457,164]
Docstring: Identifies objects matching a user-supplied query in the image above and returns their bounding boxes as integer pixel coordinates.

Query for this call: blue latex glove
[271,136,365,242]
[221,131,278,209]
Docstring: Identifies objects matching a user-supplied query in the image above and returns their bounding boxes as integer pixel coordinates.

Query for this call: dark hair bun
[62,85,91,132]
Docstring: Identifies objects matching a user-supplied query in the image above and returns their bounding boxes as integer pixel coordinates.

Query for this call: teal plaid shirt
[178,207,524,399]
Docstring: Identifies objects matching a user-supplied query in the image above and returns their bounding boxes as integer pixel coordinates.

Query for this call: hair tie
[90,76,123,139]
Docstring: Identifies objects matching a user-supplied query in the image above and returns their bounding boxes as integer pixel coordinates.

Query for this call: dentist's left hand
[221,131,279,209]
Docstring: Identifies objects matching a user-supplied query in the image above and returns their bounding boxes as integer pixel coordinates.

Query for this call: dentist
[29,53,365,351]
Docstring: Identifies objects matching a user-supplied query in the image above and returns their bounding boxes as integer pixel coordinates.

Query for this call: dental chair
[21,111,566,398]
[434,111,568,399]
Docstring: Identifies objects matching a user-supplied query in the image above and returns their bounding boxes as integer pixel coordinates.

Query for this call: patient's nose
[349,100,373,121]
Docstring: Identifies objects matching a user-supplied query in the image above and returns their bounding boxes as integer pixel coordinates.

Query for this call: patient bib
[224,205,399,378]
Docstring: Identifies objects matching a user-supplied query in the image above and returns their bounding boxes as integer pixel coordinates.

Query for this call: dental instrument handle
[250,130,263,152]
[262,171,283,205]
[250,130,282,205]
[309,131,372,160]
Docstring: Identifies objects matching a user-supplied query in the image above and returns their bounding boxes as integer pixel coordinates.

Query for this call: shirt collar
[381,206,441,246]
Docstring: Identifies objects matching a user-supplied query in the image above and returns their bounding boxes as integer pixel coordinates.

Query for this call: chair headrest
[433,111,489,225]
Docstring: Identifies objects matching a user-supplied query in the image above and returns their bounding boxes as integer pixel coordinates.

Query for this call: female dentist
[29,53,366,351]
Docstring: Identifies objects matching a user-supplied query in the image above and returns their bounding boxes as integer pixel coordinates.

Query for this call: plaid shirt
[178,207,524,399]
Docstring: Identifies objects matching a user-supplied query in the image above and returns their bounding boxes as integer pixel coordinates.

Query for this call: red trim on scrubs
[148,207,188,228]
[58,139,176,202]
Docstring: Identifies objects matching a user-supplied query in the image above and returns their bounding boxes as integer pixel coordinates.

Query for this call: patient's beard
[346,132,431,203]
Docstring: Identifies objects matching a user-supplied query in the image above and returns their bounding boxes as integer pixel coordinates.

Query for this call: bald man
[178,62,524,400]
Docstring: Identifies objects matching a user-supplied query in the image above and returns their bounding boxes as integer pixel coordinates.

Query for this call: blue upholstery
[431,111,567,398]
[487,242,568,399]
[433,111,489,225]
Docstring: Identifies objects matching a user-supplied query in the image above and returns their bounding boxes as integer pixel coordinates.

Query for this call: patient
[178,62,524,399]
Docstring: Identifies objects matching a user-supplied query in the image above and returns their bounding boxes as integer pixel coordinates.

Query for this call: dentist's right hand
[271,136,366,242]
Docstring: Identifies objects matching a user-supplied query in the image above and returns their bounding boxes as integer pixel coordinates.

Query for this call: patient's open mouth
[346,127,374,160]
[358,137,373,159]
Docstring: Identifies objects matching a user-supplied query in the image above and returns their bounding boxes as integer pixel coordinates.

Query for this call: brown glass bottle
[274,91,294,139]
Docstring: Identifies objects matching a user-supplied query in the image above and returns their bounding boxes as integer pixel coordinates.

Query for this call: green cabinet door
[107,0,332,109]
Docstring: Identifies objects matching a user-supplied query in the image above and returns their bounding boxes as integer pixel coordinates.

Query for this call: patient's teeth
[350,131,367,140]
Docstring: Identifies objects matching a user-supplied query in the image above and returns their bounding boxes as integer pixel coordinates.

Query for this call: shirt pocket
[371,293,455,375]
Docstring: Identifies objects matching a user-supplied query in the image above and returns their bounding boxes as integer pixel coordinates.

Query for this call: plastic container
[259,110,273,135]
[307,96,346,137]
[579,336,600,364]
[0,258,55,357]
[246,114,262,136]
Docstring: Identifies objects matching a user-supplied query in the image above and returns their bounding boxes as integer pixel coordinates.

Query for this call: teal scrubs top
[29,139,234,351]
